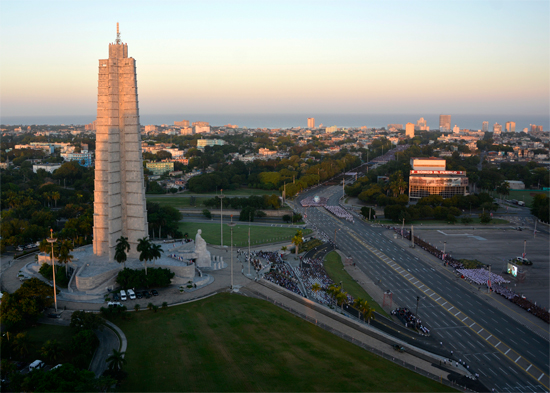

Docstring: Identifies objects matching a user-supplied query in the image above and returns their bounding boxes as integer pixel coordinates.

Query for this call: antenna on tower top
[116,22,121,44]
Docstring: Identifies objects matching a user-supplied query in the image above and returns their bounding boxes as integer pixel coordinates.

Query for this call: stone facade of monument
[93,25,147,260]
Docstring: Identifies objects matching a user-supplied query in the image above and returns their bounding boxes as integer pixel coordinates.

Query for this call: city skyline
[0,0,548,120]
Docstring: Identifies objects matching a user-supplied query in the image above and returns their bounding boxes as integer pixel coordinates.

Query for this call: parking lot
[413,227,550,309]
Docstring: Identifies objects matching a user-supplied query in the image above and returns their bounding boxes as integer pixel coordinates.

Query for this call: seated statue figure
[195,229,207,253]
[194,229,211,268]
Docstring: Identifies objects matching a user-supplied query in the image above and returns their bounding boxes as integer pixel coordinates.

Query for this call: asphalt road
[294,185,549,393]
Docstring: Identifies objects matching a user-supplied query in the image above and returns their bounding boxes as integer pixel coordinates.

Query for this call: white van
[120,290,127,301]
[29,360,45,371]
[127,289,136,300]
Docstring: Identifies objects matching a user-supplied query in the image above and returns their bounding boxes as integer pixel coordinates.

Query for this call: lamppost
[47,229,58,312]
[523,239,527,258]
[444,241,446,254]
[334,228,342,250]
[248,212,251,276]
[228,216,236,289]
[218,190,225,247]
[415,296,420,319]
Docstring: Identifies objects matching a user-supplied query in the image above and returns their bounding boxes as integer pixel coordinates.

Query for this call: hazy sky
[1,0,548,117]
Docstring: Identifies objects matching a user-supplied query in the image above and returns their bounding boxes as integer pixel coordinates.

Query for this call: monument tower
[93,23,147,259]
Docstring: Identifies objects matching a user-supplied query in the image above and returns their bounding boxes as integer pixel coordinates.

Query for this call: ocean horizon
[1,113,548,131]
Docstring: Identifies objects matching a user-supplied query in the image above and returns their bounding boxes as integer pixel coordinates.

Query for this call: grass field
[323,251,388,317]
[508,190,549,207]
[146,196,210,208]
[115,293,450,392]
[191,188,281,196]
[178,222,311,247]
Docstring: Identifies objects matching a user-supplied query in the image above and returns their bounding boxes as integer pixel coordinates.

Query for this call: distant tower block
[93,24,148,259]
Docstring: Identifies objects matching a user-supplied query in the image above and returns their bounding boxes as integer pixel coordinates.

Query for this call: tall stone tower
[93,24,147,260]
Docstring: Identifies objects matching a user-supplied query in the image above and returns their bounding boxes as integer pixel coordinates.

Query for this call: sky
[0,0,549,121]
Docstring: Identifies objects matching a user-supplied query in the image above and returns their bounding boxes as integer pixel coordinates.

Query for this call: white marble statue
[194,229,211,268]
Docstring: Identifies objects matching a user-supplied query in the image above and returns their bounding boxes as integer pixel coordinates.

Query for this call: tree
[311,283,321,294]
[291,230,303,255]
[137,237,153,275]
[202,209,212,219]
[51,191,60,208]
[12,333,30,358]
[57,240,74,278]
[479,212,492,224]
[40,339,61,362]
[114,236,131,269]
[106,349,127,372]
[70,310,104,331]
[495,181,510,199]
[336,290,348,313]
[326,284,340,308]
[360,206,375,220]
[134,304,140,312]
[150,243,164,266]
[282,214,291,223]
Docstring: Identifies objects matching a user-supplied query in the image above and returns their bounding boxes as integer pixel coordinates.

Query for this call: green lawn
[323,251,388,317]
[146,196,210,208]
[190,188,281,196]
[179,222,311,247]
[115,293,450,392]
[508,190,549,207]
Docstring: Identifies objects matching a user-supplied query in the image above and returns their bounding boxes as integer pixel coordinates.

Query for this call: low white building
[505,180,525,190]
[33,163,62,173]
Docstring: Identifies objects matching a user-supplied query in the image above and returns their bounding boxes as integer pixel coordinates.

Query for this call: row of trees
[203,194,281,210]
[531,193,549,223]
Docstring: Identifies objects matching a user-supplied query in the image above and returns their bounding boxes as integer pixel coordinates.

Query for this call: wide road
[294,185,549,393]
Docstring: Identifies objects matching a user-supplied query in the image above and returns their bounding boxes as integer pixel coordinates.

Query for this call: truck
[517,201,525,206]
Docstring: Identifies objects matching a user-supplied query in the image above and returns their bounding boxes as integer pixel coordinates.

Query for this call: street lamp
[444,241,446,254]
[47,229,58,312]
[218,190,225,247]
[228,216,236,290]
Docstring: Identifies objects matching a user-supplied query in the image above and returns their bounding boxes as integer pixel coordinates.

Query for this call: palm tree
[106,349,126,372]
[40,339,61,362]
[363,304,375,325]
[327,284,340,308]
[57,240,74,278]
[291,230,303,256]
[114,236,131,269]
[51,191,60,208]
[336,291,348,313]
[311,283,321,295]
[150,243,164,266]
[134,304,140,312]
[137,237,152,275]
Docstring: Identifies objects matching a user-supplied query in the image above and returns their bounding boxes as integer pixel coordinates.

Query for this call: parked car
[112,293,120,301]
[136,291,143,299]
[392,344,405,353]
[127,289,136,300]
[47,313,61,319]
[142,290,151,299]
[120,290,127,301]
[151,289,159,296]
[29,360,45,371]
[107,302,122,307]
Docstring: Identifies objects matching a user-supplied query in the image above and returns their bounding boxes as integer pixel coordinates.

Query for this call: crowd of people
[257,251,304,297]
[294,256,335,305]
[456,268,510,286]
[391,307,430,335]
[325,205,354,223]
[394,227,549,323]
[237,249,269,272]
[300,196,327,207]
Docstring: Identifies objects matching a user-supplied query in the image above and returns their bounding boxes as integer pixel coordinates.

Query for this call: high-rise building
[482,121,489,132]
[439,115,451,131]
[174,120,190,127]
[415,117,429,131]
[405,123,415,138]
[453,125,460,134]
[493,123,502,134]
[505,121,516,132]
[307,118,315,128]
[93,24,148,259]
